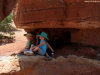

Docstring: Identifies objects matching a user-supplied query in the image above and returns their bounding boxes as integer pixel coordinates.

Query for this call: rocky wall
[0,0,18,21]
[71,28,100,47]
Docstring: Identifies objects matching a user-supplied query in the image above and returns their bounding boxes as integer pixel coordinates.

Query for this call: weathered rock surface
[0,0,18,21]
[55,46,97,58]
[12,0,100,47]
[1,0,100,29]
[0,56,20,74]
[13,0,100,29]
[1,55,100,75]
[71,28,100,47]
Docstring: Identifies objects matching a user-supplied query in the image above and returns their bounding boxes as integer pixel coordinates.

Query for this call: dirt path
[0,29,27,56]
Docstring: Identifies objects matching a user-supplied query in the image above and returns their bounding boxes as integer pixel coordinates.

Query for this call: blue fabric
[37,50,45,56]
[38,40,47,55]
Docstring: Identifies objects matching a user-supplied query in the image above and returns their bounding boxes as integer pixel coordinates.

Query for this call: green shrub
[0,13,15,38]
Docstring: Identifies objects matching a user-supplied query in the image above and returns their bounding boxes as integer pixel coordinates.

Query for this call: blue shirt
[39,40,47,55]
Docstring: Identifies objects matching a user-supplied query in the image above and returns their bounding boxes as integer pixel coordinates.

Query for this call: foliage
[0,13,15,38]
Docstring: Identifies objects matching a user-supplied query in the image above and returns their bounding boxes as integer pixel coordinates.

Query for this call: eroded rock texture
[0,56,20,74]
[0,0,18,21]
[1,55,100,75]
[13,0,100,29]
[1,0,100,29]
[12,0,100,47]
[71,28,100,47]
[13,0,66,29]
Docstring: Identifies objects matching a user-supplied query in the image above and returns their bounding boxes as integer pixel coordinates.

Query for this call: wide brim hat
[24,33,33,37]
[37,32,49,40]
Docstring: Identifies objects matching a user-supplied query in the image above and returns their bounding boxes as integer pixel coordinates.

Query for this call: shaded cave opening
[27,28,99,59]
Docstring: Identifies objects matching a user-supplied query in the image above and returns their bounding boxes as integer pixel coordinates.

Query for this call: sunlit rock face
[1,55,100,75]
[13,0,100,29]
[0,56,20,74]
[13,0,66,29]
[0,0,100,29]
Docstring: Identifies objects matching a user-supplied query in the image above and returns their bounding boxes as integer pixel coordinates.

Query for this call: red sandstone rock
[1,56,100,75]
[0,0,18,21]
[1,0,100,29]
[13,0,100,29]
[77,47,97,58]
[71,28,100,47]
[12,0,100,47]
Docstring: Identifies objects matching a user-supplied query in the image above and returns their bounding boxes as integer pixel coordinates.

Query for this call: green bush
[0,13,15,38]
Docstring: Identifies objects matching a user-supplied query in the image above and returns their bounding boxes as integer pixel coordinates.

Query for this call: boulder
[13,0,100,29]
[1,55,100,75]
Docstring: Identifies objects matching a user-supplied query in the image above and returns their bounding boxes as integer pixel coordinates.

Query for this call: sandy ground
[0,28,27,56]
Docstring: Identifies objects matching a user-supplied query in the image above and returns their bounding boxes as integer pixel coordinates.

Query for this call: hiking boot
[51,52,55,57]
